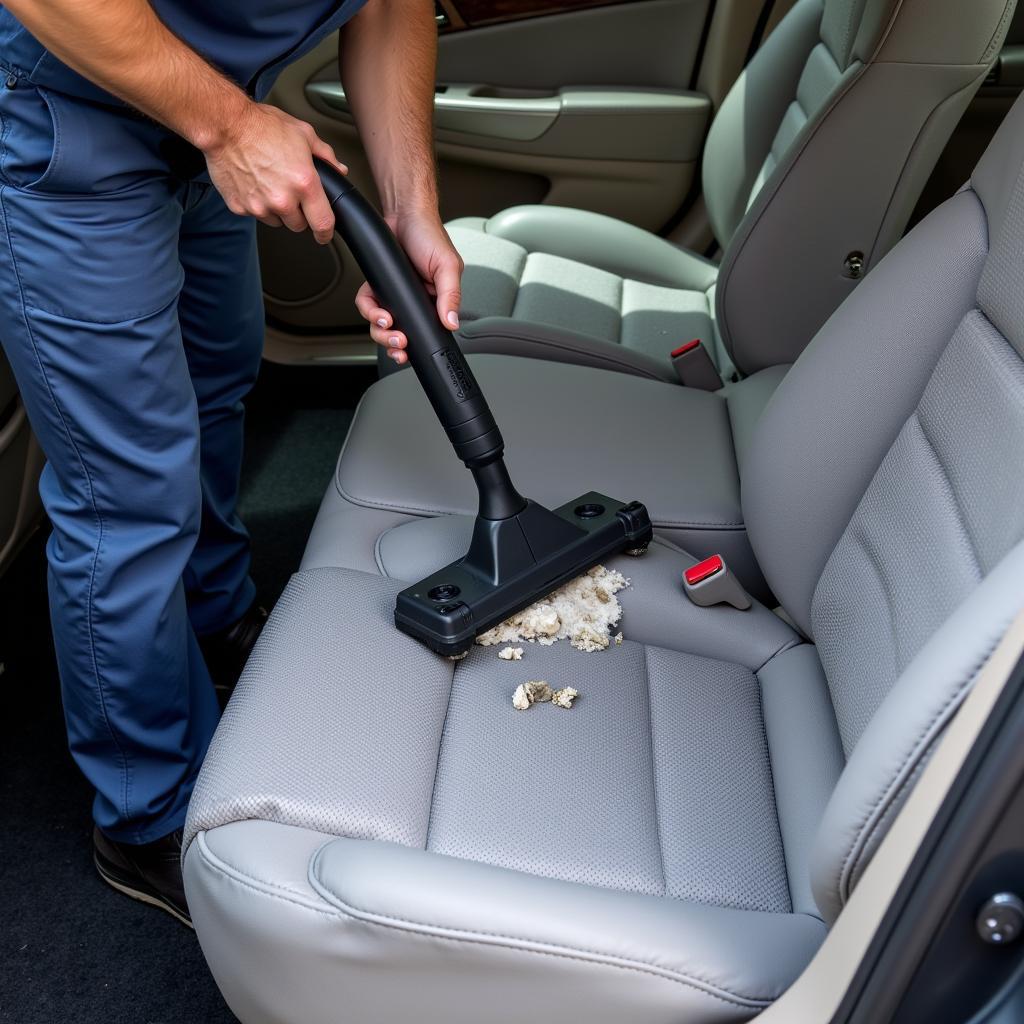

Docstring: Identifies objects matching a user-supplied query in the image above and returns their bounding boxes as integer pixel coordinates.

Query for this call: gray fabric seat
[183,94,1024,1023]
[449,0,1013,382]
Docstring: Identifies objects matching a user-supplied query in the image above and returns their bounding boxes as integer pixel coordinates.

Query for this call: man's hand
[342,0,460,362]
[355,212,463,365]
[203,104,347,245]
[2,0,349,244]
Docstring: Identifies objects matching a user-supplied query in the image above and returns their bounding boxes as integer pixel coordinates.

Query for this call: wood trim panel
[436,0,467,30]
[449,0,631,29]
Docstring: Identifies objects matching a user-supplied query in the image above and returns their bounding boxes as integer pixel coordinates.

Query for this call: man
[0,0,462,926]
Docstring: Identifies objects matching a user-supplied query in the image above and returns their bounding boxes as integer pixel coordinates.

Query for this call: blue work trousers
[0,77,263,842]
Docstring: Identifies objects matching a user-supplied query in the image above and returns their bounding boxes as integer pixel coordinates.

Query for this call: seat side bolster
[186,822,825,1024]
[310,837,825,1007]
[758,644,845,917]
[479,205,719,292]
[810,542,1024,923]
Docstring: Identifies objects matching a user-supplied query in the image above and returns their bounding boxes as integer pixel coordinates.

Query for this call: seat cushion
[184,556,836,1023]
[448,207,729,382]
[322,354,787,599]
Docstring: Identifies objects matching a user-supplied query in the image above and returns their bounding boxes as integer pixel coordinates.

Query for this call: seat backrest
[704,0,1016,376]
[742,92,1024,923]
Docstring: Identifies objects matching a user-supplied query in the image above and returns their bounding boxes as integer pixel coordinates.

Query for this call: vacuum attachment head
[395,493,652,656]
[314,163,653,657]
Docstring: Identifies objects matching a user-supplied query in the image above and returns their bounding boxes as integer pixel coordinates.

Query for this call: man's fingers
[299,187,336,245]
[355,284,393,329]
[310,136,349,176]
[277,204,309,233]
[355,282,404,348]
[371,326,408,349]
[256,213,284,229]
[387,348,408,366]
[434,251,464,331]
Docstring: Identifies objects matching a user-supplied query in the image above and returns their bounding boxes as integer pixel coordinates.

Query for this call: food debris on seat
[478,565,629,652]
[512,680,554,710]
[498,646,524,661]
[551,687,580,709]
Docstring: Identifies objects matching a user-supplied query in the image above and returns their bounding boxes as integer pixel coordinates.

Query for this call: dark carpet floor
[0,360,374,1023]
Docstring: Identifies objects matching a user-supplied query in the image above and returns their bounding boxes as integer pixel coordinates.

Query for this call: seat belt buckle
[682,554,751,610]
[670,339,722,391]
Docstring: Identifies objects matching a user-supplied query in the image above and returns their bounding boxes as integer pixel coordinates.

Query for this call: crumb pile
[498,646,524,661]
[512,681,579,711]
[478,565,629,653]
[512,680,552,710]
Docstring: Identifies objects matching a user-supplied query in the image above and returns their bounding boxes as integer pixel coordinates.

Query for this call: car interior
[4,1,1024,1021]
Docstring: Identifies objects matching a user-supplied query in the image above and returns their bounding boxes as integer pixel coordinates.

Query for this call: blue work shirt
[0,0,368,104]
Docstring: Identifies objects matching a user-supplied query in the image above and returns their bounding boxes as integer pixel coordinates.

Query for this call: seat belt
[670,340,723,390]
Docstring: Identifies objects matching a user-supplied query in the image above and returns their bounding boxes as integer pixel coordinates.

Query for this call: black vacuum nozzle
[316,161,652,655]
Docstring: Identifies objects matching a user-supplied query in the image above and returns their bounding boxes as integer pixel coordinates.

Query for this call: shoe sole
[94,851,194,929]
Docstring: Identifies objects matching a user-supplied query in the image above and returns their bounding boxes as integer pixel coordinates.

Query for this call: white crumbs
[498,646,524,661]
[512,680,554,710]
[478,565,629,653]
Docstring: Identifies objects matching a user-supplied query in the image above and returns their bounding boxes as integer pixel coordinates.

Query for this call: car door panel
[261,0,712,363]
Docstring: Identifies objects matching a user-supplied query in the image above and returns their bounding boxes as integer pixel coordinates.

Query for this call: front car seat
[448,0,1015,382]
[183,92,1024,1023]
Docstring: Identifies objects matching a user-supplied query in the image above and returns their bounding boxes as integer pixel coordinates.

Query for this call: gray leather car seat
[447,0,1015,383]
[183,92,1024,1024]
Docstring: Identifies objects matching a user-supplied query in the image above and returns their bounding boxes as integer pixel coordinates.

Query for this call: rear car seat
[449,0,1015,383]
[183,91,1024,1024]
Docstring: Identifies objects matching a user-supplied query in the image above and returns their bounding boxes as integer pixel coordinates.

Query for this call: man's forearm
[339,0,439,217]
[2,0,249,152]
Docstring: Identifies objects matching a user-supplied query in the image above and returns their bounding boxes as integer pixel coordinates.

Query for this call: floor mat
[0,360,372,1023]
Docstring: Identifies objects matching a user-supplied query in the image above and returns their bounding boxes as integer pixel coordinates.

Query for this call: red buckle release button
[671,338,702,359]
[684,554,723,587]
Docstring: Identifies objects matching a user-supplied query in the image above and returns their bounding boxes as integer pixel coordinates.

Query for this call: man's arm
[341,0,464,364]
[2,0,346,243]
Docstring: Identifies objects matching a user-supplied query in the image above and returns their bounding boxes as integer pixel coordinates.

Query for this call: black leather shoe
[199,602,268,705]
[93,826,192,928]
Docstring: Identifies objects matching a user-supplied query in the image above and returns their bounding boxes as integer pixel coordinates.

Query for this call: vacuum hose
[315,160,527,521]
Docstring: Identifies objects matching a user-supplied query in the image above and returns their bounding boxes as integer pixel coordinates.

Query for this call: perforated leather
[185,85,1024,1024]
[813,314,1024,754]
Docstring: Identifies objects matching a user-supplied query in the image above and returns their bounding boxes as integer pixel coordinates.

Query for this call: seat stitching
[982,0,1017,64]
[835,622,1007,904]
[754,664,793,914]
[641,644,668,896]
[198,833,779,1009]
[847,754,928,893]
[301,843,782,1008]
[847,520,905,671]
[373,525,393,578]
[332,476,745,529]
[424,660,458,851]
[752,636,803,675]
[913,411,984,579]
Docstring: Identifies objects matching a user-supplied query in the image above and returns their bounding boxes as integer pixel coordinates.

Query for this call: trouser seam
[0,182,134,831]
